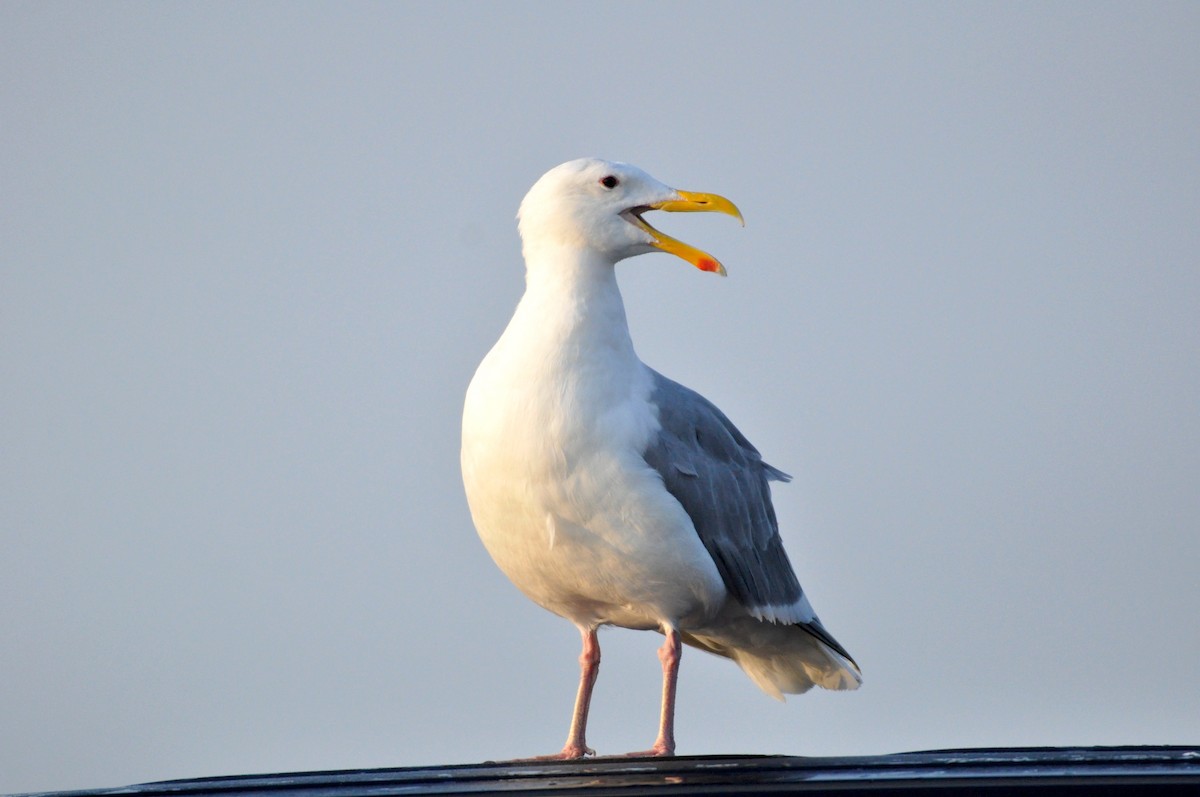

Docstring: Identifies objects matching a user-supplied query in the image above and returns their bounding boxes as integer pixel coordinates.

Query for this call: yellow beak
[630,190,744,276]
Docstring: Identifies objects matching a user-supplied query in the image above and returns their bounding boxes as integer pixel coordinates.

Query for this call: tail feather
[683,614,862,701]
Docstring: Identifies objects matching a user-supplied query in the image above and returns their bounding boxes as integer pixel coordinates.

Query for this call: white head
[517,158,743,275]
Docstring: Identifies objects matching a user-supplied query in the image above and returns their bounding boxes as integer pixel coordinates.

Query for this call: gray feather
[642,370,856,665]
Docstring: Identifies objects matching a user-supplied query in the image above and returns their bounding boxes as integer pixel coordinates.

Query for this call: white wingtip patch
[747,593,818,626]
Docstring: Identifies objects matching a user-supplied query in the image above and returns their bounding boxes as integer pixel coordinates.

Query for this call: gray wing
[642,370,854,660]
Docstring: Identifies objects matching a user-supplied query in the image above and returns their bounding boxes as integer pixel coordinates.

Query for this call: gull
[461,158,860,759]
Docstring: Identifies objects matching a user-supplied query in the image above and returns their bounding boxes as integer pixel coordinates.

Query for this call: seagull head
[517,158,743,275]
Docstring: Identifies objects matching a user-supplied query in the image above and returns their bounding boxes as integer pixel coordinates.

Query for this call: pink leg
[624,627,681,757]
[524,626,600,760]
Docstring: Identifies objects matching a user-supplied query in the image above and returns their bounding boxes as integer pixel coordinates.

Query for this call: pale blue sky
[3,3,1198,793]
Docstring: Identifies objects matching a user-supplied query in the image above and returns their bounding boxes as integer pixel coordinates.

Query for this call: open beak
[624,190,744,276]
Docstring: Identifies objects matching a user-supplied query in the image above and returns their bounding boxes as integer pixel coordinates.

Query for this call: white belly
[461,347,725,631]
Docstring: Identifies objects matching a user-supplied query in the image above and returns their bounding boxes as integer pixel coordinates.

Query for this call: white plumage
[461,158,859,759]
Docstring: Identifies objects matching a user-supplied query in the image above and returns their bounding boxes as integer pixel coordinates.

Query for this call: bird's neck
[514,243,638,366]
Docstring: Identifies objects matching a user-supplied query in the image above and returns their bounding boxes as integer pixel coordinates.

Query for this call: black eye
[600,175,619,189]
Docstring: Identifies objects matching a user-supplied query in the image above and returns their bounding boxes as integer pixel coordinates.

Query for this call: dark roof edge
[15,746,1200,797]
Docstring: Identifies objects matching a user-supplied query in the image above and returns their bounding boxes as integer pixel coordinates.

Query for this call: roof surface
[18,747,1200,797]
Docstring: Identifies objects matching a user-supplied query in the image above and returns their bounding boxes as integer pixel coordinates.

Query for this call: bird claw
[619,742,675,758]
[518,743,595,761]
[562,743,596,759]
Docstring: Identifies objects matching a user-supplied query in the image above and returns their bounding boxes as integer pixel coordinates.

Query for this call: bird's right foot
[517,744,595,761]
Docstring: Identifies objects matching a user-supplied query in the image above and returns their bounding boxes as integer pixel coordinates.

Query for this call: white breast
[460,258,726,631]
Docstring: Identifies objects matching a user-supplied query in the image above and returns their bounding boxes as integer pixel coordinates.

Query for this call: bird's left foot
[619,741,674,758]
